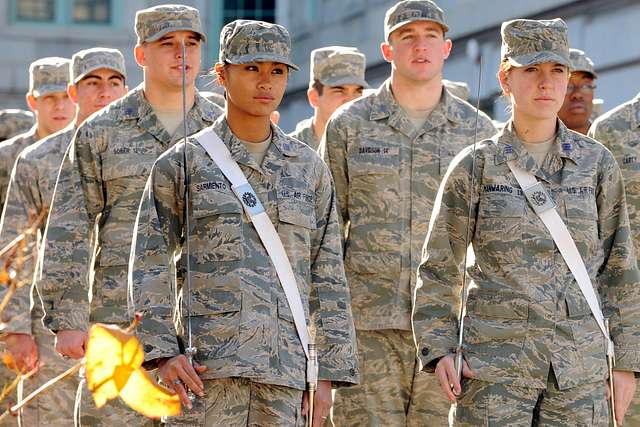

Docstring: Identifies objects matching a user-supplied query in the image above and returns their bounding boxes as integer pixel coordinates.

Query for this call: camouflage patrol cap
[29,57,71,98]
[135,4,206,44]
[569,48,597,78]
[0,109,34,140]
[71,47,127,83]
[501,18,570,67]
[384,0,449,41]
[311,46,368,88]
[219,19,299,70]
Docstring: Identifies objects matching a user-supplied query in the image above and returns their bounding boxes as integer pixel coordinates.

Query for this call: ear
[26,93,37,112]
[497,68,510,95]
[307,87,320,109]
[68,83,78,104]
[442,39,453,60]
[380,41,393,63]
[124,85,130,94]
[214,62,226,88]
[134,44,146,67]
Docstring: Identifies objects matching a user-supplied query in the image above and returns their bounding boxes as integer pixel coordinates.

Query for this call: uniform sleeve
[413,149,481,370]
[0,155,40,335]
[596,151,640,371]
[588,121,610,148]
[129,157,183,364]
[308,160,358,386]
[477,114,498,141]
[319,116,349,241]
[40,126,101,332]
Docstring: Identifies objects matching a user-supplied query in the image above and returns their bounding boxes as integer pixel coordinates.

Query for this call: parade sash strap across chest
[195,128,312,361]
[506,160,614,358]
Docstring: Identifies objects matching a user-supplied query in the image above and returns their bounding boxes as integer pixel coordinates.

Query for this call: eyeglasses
[566,83,597,94]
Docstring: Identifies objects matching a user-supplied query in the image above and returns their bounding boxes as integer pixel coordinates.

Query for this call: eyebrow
[83,74,124,82]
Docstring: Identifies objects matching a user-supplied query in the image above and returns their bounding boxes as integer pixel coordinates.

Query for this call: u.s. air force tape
[522,181,556,215]
[232,182,265,217]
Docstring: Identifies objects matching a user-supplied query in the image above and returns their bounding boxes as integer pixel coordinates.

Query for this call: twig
[0,360,82,422]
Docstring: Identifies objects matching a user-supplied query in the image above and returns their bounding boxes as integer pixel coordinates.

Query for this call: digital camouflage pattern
[414,120,640,393]
[443,79,470,101]
[135,4,206,43]
[201,90,225,109]
[589,94,640,424]
[501,19,570,67]
[40,86,221,333]
[0,126,39,215]
[219,19,299,70]
[311,46,368,88]
[569,48,597,78]
[0,109,34,141]
[321,80,495,331]
[130,117,358,393]
[321,80,495,425]
[71,47,126,83]
[165,378,303,426]
[384,0,448,40]
[289,116,318,150]
[28,57,71,98]
[455,375,608,426]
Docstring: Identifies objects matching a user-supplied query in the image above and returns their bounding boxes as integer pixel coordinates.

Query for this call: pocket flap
[467,290,528,320]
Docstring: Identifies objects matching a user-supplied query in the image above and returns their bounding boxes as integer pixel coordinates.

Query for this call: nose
[257,73,273,91]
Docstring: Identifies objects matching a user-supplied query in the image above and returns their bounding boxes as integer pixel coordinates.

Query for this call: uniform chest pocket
[475,192,524,264]
[102,152,155,181]
[191,192,244,263]
[277,185,317,230]
[348,145,400,223]
[564,196,599,252]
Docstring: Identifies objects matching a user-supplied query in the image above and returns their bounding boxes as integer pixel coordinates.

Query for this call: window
[73,0,110,24]
[223,0,276,25]
[12,0,113,25]
[15,0,55,22]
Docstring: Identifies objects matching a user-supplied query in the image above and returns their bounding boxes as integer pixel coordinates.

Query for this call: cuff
[2,312,32,335]
[614,348,640,372]
[318,364,359,388]
[43,309,89,332]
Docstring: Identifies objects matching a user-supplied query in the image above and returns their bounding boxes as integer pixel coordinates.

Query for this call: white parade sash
[194,128,311,361]
[506,160,614,358]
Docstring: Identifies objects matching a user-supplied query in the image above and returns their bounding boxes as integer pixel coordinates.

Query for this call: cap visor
[32,84,68,98]
[143,27,207,44]
[228,54,299,71]
[507,51,570,67]
[320,76,369,89]
[387,18,449,39]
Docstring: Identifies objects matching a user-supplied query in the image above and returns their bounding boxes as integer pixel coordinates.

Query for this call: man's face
[558,71,595,132]
[73,68,127,123]
[381,20,452,84]
[136,30,202,91]
[315,84,364,122]
[29,91,75,136]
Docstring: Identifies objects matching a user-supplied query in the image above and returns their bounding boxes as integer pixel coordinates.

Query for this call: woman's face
[501,62,569,122]
[218,61,288,119]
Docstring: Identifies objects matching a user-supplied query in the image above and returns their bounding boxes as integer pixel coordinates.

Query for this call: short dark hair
[311,79,324,96]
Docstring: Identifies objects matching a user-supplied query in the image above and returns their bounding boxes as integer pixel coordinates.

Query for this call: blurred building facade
[277,0,640,132]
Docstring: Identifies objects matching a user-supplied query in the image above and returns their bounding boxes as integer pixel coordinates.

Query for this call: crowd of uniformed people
[0,1,638,426]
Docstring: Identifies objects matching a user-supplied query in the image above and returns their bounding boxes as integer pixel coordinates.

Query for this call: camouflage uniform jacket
[0,126,39,214]
[0,125,75,334]
[321,79,496,331]
[41,85,222,331]
[289,116,319,150]
[589,93,640,259]
[130,117,359,390]
[414,120,640,390]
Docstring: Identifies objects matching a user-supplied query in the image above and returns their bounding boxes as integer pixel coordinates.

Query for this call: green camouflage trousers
[165,378,304,427]
[454,369,609,426]
[331,329,450,426]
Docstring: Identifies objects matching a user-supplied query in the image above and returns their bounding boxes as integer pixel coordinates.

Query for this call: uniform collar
[369,79,462,138]
[494,119,581,182]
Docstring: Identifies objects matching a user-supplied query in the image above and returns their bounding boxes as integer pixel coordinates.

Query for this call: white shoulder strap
[194,128,310,360]
[506,160,614,357]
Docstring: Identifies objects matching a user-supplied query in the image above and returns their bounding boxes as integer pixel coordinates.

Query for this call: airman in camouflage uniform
[590,92,640,425]
[559,48,598,135]
[414,18,640,426]
[0,57,73,214]
[130,19,358,426]
[0,47,129,426]
[290,46,368,150]
[0,109,34,142]
[319,1,496,425]
[39,5,221,425]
